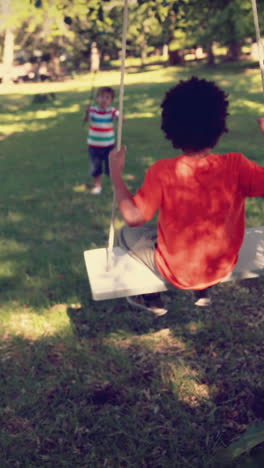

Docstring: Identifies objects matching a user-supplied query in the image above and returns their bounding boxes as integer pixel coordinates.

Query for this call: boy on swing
[109,76,264,314]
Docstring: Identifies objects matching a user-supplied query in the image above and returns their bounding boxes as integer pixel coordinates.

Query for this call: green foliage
[0,0,35,30]
[180,0,264,48]
[1,0,264,71]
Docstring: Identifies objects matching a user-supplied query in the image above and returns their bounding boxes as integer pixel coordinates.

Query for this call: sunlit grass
[232,98,263,112]
[161,360,210,407]
[0,304,72,339]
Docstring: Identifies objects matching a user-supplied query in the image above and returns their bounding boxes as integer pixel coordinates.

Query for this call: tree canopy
[0,0,263,80]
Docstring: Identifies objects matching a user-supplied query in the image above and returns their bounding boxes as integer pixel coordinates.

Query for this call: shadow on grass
[0,326,216,467]
[1,278,264,467]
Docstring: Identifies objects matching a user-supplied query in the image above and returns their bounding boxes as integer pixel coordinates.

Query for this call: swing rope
[107,0,129,270]
[251,0,264,91]
[89,70,97,105]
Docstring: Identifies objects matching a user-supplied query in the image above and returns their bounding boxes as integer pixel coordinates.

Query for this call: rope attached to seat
[251,0,264,91]
[107,0,129,270]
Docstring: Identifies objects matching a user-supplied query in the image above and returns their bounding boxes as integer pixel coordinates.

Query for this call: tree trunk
[162,44,169,60]
[1,0,14,84]
[90,42,100,73]
[140,39,147,67]
[2,27,15,83]
[48,46,61,80]
[205,42,215,66]
[168,49,184,65]
[227,42,241,61]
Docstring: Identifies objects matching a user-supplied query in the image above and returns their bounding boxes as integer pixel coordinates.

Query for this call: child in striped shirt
[83,86,119,194]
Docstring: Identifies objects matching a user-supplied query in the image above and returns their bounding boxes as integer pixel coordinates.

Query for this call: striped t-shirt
[87,105,119,147]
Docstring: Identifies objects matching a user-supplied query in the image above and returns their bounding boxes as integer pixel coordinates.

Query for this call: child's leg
[93,176,102,188]
[118,225,170,316]
[194,288,211,299]
[117,225,163,278]
[89,146,103,192]
[194,287,212,307]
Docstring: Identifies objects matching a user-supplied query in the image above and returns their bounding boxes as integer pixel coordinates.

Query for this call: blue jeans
[88,145,114,178]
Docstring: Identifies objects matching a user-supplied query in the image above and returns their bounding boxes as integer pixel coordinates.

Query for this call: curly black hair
[161,76,229,152]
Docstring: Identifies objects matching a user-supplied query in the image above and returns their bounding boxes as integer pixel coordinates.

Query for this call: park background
[1,0,264,467]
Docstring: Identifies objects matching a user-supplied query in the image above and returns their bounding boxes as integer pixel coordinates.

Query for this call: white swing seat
[84,246,167,300]
[84,226,264,301]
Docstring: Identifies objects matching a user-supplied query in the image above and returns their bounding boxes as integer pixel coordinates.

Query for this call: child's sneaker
[194,297,211,307]
[194,288,212,307]
[126,293,168,316]
[90,186,102,194]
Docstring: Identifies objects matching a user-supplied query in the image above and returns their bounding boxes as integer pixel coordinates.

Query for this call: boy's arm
[109,147,146,227]
[258,117,264,133]
[83,105,90,124]
[113,109,125,121]
[238,153,264,197]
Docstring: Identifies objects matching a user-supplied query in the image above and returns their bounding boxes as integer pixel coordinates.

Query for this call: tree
[0,0,37,82]
[0,0,120,79]
[1,0,263,82]
[179,0,264,64]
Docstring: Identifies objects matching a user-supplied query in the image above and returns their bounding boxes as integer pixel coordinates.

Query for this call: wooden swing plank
[84,226,264,301]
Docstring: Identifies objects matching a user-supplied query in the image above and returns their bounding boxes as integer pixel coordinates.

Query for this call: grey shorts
[117,225,211,294]
[117,225,169,284]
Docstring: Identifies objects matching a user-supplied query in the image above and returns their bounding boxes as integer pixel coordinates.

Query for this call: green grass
[0,61,264,467]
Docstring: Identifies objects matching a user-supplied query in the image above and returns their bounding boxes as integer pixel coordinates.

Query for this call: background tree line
[0,0,263,83]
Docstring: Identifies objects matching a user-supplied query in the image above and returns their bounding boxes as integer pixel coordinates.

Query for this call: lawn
[0,61,264,467]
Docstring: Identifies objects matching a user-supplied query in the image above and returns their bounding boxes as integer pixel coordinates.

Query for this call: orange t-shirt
[133,153,264,290]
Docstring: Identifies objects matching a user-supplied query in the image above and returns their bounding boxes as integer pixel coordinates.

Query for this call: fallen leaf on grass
[216,422,264,464]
